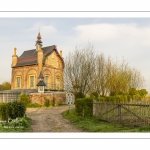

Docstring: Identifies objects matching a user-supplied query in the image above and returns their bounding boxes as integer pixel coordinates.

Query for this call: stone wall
[29,92,68,106]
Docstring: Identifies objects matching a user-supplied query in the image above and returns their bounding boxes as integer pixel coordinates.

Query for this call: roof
[36,80,46,86]
[12,45,64,68]
[0,89,38,94]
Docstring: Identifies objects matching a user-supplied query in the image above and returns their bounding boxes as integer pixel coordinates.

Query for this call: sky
[1,18,150,93]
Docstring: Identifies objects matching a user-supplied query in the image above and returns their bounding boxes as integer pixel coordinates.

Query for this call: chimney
[12,47,18,67]
[14,47,17,55]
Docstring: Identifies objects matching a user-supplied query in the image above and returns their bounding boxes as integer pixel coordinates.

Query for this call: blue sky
[0,18,150,93]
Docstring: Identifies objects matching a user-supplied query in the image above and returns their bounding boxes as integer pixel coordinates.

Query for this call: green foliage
[98,95,129,102]
[0,103,9,121]
[44,98,50,107]
[0,101,26,121]
[75,92,85,99]
[19,94,31,106]
[75,98,93,117]
[8,101,26,119]
[90,92,99,99]
[0,117,32,132]
[97,97,105,101]
[27,103,42,108]
[138,89,148,98]
[62,109,150,132]
[0,81,11,91]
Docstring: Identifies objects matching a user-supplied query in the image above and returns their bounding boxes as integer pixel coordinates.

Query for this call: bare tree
[64,43,95,96]
[64,44,145,97]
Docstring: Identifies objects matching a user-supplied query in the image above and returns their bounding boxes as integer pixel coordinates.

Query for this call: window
[16,77,21,88]
[30,76,34,88]
[56,77,60,90]
[44,76,49,88]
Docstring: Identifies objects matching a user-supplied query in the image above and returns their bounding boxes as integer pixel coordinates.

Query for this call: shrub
[97,97,106,101]
[90,92,99,99]
[44,98,50,107]
[0,101,26,121]
[75,98,93,117]
[8,101,26,119]
[19,94,31,106]
[0,103,9,121]
[75,98,84,116]
[27,103,42,108]
[75,92,85,99]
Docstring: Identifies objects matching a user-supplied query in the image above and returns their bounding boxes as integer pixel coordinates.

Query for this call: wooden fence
[93,100,150,127]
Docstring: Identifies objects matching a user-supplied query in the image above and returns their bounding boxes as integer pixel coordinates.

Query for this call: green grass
[62,109,150,132]
[0,117,33,132]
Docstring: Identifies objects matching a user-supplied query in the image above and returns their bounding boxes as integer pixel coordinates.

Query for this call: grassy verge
[0,117,33,132]
[62,109,150,132]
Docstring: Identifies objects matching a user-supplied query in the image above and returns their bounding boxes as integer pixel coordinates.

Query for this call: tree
[138,89,148,98]
[64,43,146,97]
[64,43,95,96]
[0,81,11,90]
[129,88,138,96]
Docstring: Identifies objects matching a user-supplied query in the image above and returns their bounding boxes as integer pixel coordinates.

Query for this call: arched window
[56,76,60,90]
[44,76,49,89]
[29,75,35,88]
[16,76,21,88]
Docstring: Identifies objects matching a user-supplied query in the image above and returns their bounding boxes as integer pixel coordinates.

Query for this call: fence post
[118,104,121,123]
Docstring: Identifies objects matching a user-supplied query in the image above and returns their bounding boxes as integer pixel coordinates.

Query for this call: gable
[45,51,63,68]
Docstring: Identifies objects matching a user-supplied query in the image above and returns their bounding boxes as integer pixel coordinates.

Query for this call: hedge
[75,98,93,117]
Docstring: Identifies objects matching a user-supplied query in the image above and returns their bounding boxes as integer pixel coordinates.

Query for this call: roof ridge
[23,45,55,52]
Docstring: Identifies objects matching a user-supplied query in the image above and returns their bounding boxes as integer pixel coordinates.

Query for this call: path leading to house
[26,105,84,132]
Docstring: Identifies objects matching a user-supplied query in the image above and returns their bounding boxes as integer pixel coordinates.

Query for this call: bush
[0,101,26,121]
[44,98,50,107]
[97,97,106,101]
[75,98,84,116]
[0,103,9,121]
[75,98,93,117]
[75,92,85,99]
[90,92,99,99]
[19,94,31,106]
[27,103,42,108]
[8,101,26,119]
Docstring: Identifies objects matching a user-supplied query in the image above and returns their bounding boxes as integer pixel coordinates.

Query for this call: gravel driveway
[26,105,84,132]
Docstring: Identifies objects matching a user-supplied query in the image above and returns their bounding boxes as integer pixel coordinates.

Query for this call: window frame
[16,76,21,89]
[29,75,35,89]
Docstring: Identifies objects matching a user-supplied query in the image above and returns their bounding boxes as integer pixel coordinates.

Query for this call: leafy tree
[129,88,138,96]
[64,43,145,96]
[0,81,11,90]
[138,89,148,98]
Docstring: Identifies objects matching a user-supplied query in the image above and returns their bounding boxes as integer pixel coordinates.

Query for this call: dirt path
[26,105,84,132]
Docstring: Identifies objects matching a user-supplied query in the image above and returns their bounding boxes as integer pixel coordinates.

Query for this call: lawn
[62,108,150,132]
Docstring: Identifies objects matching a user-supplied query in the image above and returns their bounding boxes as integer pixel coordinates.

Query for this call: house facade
[11,32,64,91]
